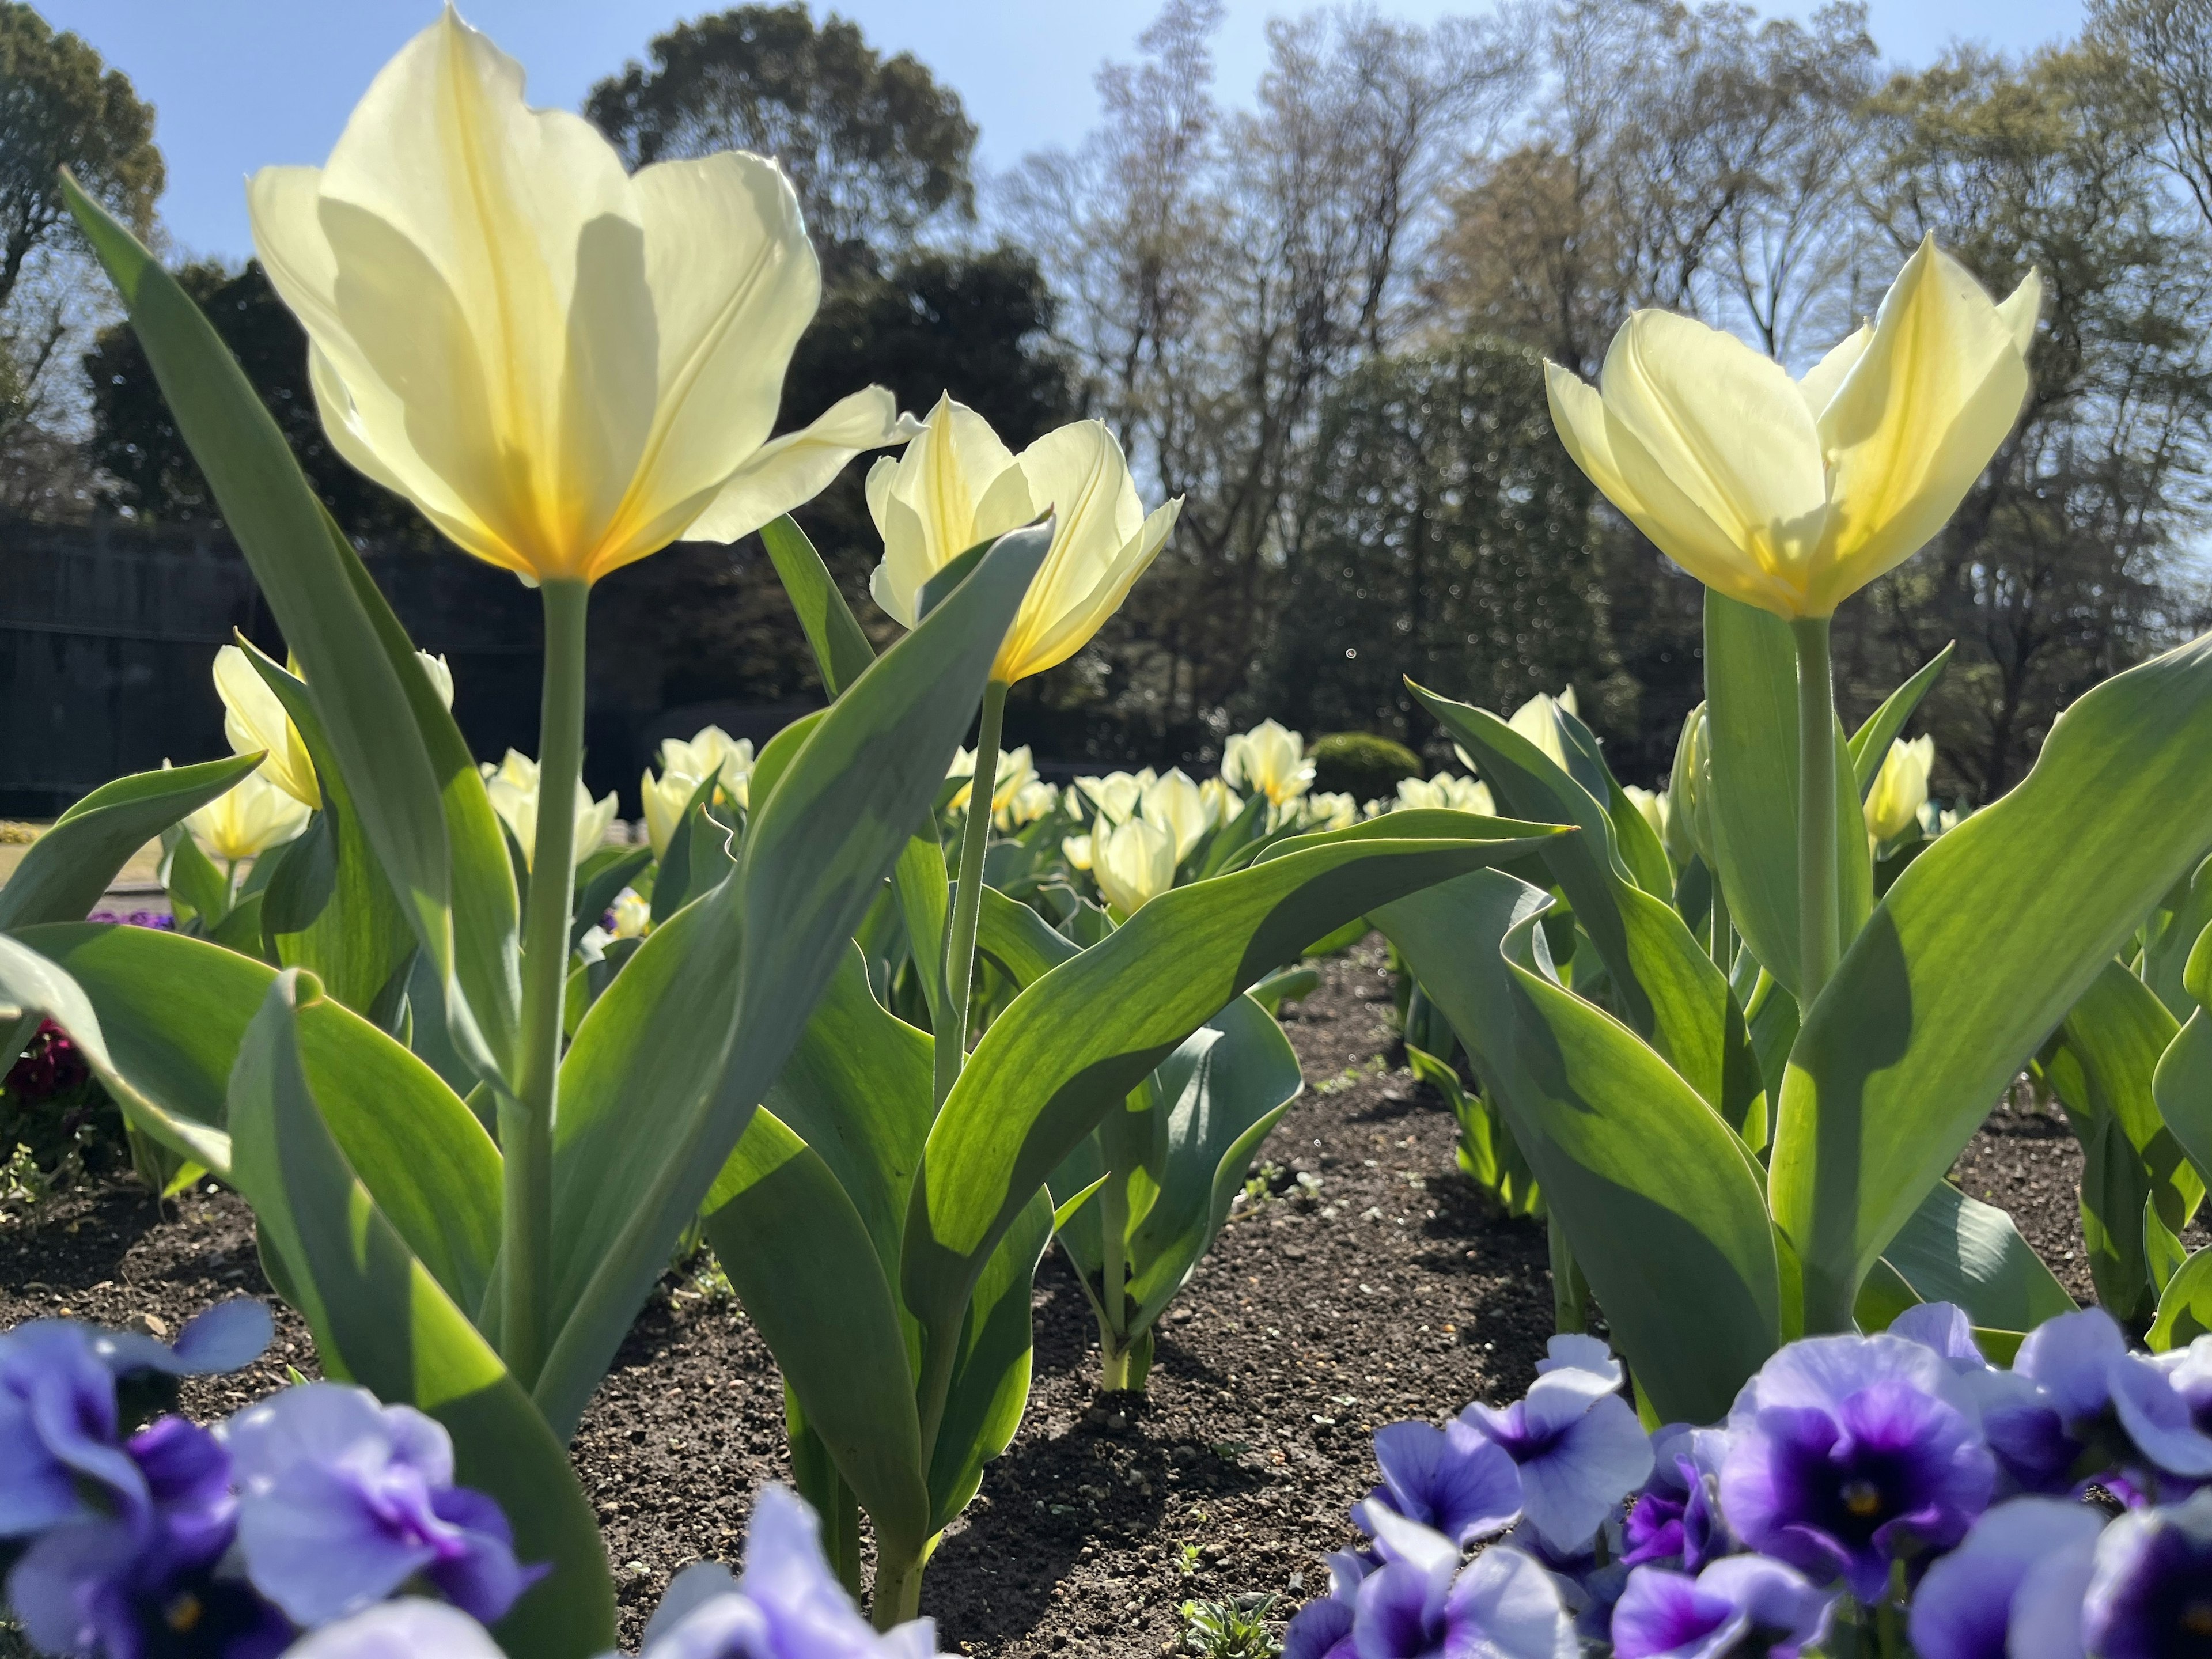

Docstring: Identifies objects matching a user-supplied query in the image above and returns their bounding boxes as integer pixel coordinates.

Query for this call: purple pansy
[279,1600,505,1659]
[1610,1556,1832,1659]
[1361,1418,1523,1546]
[7,1414,289,1659]
[1977,1310,2133,1495]
[1906,1497,2104,1659]
[1283,1549,1379,1659]
[2109,1338,2212,1484]
[225,1383,540,1628]
[1889,1304,1989,1373]
[1718,1334,1995,1599]
[1625,1427,1733,1573]
[1459,1338,1654,1554]
[0,1321,141,1539]
[2082,1488,2212,1659]
[1340,1507,1575,1659]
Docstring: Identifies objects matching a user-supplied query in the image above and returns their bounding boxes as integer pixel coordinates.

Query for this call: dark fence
[0,515,809,818]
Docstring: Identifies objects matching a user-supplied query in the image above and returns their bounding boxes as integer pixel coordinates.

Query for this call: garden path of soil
[0,940,2110,1658]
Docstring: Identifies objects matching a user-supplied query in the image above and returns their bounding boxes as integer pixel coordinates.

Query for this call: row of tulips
[0,7,2208,1656]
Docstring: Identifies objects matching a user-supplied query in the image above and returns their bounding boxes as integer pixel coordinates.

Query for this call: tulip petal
[1549,362,1807,618]
[1809,238,2031,612]
[1601,309,1831,577]
[863,395,1028,624]
[679,386,918,550]
[1797,324,1872,421]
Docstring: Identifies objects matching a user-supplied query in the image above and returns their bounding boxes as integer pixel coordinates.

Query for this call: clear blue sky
[43,0,2084,263]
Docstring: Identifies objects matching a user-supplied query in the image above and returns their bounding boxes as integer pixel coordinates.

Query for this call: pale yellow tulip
[1076,771,1150,827]
[1062,833,1094,872]
[639,767,697,861]
[1140,768,1210,862]
[187,769,312,863]
[1865,735,1935,846]
[1093,818,1176,915]
[1394,774,1495,815]
[1624,785,1669,846]
[1665,704,1713,867]
[1221,720,1313,808]
[248,12,912,588]
[997,778,1059,831]
[658,726,755,809]
[213,645,320,809]
[1506,688,1578,774]
[866,397,1180,683]
[948,743,1036,817]
[480,749,618,870]
[418,652,456,710]
[1199,776,1242,827]
[1301,790,1361,831]
[1546,238,2039,619]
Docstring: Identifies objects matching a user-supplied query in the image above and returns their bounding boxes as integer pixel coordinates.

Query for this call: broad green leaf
[1422,691,1756,1125]
[1774,629,2212,1332]
[2149,1247,2212,1350]
[648,775,732,926]
[1848,645,1955,796]
[2143,857,2212,1022]
[1376,872,1779,1422]
[1854,1180,2074,1350]
[760,514,875,697]
[8,925,498,1312]
[226,971,609,1659]
[1558,706,1672,899]
[244,645,417,1025]
[2157,1009,2212,1188]
[926,1186,1052,1534]
[533,522,1051,1437]
[700,1108,931,1560]
[160,825,233,929]
[63,178,455,992]
[1703,590,1873,999]
[0,756,260,931]
[1123,997,1302,1331]
[892,834,952,1038]
[2147,1194,2189,1298]
[900,816,1566,1344]
[975,885,1081,988]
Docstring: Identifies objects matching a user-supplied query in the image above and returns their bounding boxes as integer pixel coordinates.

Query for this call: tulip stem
[1791,616,1840,1008]
[937,680,1007,1104]
[504,577,590,1388]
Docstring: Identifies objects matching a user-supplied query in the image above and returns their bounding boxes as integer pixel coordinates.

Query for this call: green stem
[1709,878,1732,972]
[1099,1336,1132,1393]
[1097,1171,1132,1389]
[935,680,1007,1104]
[871,1542,928,1632]
[1791,616,1839,1007]
[502,578,590,1388]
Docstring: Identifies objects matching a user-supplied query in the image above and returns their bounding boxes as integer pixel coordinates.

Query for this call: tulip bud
[1865,736,1935,848]
[1508,688,1579,775]
[1666,705,1715,868]
[1624,785,1669,848]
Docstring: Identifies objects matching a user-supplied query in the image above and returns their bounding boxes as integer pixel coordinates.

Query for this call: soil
[0,939,2130,1658]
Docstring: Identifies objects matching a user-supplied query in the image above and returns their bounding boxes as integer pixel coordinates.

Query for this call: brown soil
[0,941,2120,1658]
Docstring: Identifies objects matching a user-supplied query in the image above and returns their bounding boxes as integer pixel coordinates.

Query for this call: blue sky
[45,0,2084,263]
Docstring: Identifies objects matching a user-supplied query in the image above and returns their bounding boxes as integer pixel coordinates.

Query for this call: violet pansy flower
[1889,1303,1988,1373]
[1459,1338,1653,1554]
[1610,1556,1833,1659]
[281,1599,505,1659]
[2108,1338,2212,1483]
[1348,1506,1575,1659]
[1979,1309,2131,1494]
[225,1383,540,1628]
[1361,1418,1523,1546]
[0,1322,138,1540]
[1624,1426,1733,1573]
[2081,1487,2212,1659]
[1907,1497,2103,1659]
[1718,1333,1994,1599]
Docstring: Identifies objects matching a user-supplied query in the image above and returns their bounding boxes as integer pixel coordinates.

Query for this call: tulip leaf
[900,815,1566,1351]
[975,885,1082,987]
[0,756,262,931]
[700,1106,932,1560]
[1773,630,2212,1332]
[2045,960,2198,1320]
[1853,1180,2074,1355]
[1556,706,1673,899]
[323,502,520,1085]
[926,1186,1053,1533]
[240,644,418,1027]
[7,924,499,1313]
[1703,591,1873,999]
[2143,858,2212,1023]
[1374,871,1781,1423]
[2156,1008,2212,1190]
[1848,644,1955,797]
[226,970,611,1659]
[62,176,460,999]
[161,825,233,930]
[760,514,876,697]
[1418,690,1758,1127]
[533,522,1051,1438]
[2149,1246,2212,1351]
[570,846,652,951]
